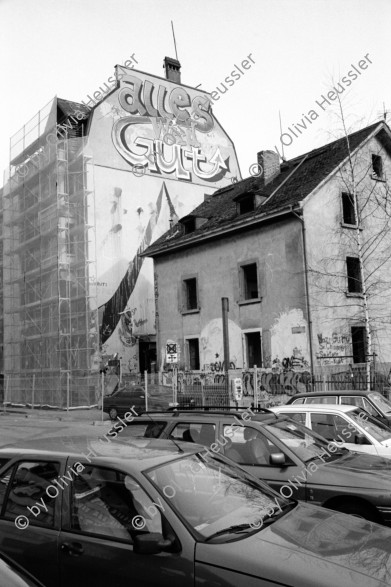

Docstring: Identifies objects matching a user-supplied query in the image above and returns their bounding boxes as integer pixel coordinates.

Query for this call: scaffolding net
[2,100,99,408]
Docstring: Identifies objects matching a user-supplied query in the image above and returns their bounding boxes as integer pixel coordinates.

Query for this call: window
[305,396,337,405]
[241,263,259,299]
[372,154,383,180]
[244,331,262,368]
[182,217,196,234]
[183,277,198,311]
[346,257,362,293]
[223,425,284,466]
[70,466,162,541]
[239,196,255,214]
[186,338,200,370]
[1,461,60,528]
[118,421,167,439]
[340,396,366,409]
[169,423,215,446]
[280,412,306,426]
[341,193,356,225]
[351,326,367,363]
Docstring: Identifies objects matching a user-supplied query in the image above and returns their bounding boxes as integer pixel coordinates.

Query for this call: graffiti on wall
[317,332,350,365]
[271,309,310,366]
[242,368,312,398]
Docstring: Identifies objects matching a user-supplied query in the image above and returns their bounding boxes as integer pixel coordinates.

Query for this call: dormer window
[372,154,383,180]
[182,217,196,234]
[234,192,267,216]
[239,196,255,214]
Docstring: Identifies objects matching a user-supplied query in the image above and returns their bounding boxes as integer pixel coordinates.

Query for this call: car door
[59,460,194,587]
[220,421,308,501]
[0,458,63,587]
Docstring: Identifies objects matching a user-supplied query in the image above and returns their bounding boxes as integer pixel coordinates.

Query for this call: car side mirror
[133,533,175,555]
[270,453,286,466]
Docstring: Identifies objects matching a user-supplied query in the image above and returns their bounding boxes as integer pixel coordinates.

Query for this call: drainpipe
[292,209,315,382]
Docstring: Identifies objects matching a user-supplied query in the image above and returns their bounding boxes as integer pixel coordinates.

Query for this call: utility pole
[222,297,230,397]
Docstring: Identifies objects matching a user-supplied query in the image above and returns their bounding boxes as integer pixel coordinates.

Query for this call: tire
[327,501,379,524]
[109,408,118,421]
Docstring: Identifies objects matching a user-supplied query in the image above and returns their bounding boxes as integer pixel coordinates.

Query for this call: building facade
[1,58,240,406]
[145,121,391,389]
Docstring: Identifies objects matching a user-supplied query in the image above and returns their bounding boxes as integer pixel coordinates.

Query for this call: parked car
[116,408,391,525]
[270,404,391,458]
[286,390,391,427]
[103,385,147,419]
[1,437,391,587]
[0,551,46,586]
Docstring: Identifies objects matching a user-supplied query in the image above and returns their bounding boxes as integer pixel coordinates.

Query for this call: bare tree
[307,95,391,390]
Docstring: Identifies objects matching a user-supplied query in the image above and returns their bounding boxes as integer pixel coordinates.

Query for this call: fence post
[32,373,35,410]
[3,375,9,413]
[101,372,105,422]
[67,372,70,412]
[322,374,326,392]
[144,371,148,412]
[253,366,258,409]
[201,377,205,407]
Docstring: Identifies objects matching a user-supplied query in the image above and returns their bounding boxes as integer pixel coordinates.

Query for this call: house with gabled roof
[144,121,391,383]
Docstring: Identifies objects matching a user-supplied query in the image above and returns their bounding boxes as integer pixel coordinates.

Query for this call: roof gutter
[143,205,298,258]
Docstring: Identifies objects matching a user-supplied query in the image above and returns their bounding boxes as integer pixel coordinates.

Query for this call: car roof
[0,436,200,471]
[271,404,359,414]
[138,409,278,423]
[289,390,374,399]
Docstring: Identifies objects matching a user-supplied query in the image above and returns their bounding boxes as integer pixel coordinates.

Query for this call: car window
[306,396,337,404]
[290,398,305,404]
[340,396,365,408]
[349,409,391,443]
[1,461,60,528]
[369,392,391,416]
[279,412,306,425]
[0,458,10,471]
[118,421,166,439]
[310,413,371,444]
[362,398,381,418]
[223,425,285,466]
[169,423,215,446]
[70,466,162,542]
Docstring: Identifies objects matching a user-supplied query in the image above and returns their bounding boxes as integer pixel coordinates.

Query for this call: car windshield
[369,392,391,415]
[146,453,290,541]
[349,408,391,442]
[264,419,342,462]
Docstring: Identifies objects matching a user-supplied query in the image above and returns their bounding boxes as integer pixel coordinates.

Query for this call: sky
[1,0,390,184]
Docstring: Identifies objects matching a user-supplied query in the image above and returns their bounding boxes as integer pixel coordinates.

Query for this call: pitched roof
[144,121,389,257]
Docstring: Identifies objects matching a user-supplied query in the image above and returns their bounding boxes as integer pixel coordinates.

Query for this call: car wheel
[109,408,118,421]
[328,502,379,523]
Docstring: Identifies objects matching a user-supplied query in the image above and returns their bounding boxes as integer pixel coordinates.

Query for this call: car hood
[310,451,391,488]
[195,503,391,586]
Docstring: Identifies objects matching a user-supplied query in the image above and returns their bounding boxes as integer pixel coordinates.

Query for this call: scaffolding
[2,99,99,407]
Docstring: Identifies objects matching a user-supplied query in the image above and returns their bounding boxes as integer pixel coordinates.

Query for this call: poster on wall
[86,66,241,373]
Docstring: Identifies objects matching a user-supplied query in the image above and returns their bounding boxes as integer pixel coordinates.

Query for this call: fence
[163,362,391,409]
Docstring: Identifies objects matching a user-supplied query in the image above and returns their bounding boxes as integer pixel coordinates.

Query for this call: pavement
[0,385,173,446]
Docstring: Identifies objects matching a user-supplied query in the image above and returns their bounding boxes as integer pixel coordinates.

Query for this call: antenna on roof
[278,110,285,160]
[383,102,389,121]
[171,20,179,61]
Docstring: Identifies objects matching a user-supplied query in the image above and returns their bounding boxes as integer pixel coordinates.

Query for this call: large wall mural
[87,66,240,372]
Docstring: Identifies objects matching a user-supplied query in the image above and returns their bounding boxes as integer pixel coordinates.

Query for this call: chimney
[257,150,280,186]
[164,56,181,84]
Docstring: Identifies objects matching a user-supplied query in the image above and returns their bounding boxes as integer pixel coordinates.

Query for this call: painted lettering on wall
[112,74,229,182]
